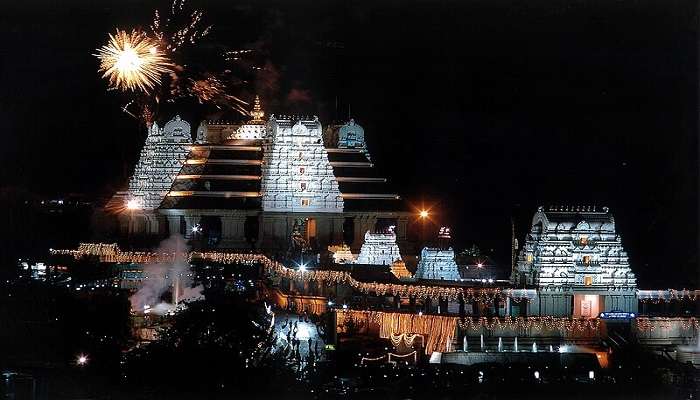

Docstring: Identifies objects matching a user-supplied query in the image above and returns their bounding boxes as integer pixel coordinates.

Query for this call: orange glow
[419,210,429,219]
[126,198,142,210]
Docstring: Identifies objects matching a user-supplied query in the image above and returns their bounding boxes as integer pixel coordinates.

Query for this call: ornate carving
[127,116,192,210]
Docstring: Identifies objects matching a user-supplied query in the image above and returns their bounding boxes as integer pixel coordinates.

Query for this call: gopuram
[105,98,412,259]
[511,206,638,316]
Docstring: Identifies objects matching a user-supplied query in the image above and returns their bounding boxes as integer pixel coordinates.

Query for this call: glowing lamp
[76,354,88,366]
[126,198,142,210]
[419,210,429,219]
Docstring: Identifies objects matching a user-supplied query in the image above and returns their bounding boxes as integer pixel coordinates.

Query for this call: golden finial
[250,95,265,124]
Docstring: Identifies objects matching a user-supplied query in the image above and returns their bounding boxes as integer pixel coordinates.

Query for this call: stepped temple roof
[117,99,406,213]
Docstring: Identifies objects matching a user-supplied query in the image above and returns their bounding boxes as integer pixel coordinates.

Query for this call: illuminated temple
[102,98,660,323]
[355,228,403,266]
[511,206,638,317]
[107,99,411,256]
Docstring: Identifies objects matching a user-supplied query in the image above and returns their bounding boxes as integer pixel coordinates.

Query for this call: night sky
[0,0,697,287]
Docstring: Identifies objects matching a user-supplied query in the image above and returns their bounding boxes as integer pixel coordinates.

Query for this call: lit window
[301,199,310,207]
[583,256,591,265]
[584,276,592,286]
[527,254,533,263]
[579,237,588,246]
[300,182,307,191]
[299,167,305,174]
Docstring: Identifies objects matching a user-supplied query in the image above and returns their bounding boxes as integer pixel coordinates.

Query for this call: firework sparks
[151,0,212,52]
[95,29,173,93]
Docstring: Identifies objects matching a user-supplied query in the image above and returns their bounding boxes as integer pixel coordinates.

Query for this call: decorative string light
[638,289,699,303]
[389,332,424,348]
[388,351,418,363]
[51,243,536,303]
[360,354,386,365]
[337,310,608,354]
[457,316,600,333]
[636,317,698,332]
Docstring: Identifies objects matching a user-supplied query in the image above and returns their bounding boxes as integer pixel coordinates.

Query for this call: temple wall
[635,317,698,345]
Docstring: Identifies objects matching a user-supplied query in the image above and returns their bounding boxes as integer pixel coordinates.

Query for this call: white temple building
[105,97,412,256]
[127,116,192,210]
[512,206,638,317]
[355,229,403,266]
[414,247,461,281]
[260,116,343,212]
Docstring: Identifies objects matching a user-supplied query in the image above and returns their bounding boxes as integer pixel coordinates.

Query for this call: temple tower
[260,116,343,212]
[127,116,192,210]
[355,228,403,265]
[513,206,637,316]
[414,227,461,281]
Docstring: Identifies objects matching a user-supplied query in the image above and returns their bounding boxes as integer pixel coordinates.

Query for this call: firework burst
[95,0,264,123]
[95,29,173,93]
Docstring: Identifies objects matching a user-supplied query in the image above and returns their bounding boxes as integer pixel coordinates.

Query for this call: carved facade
[414,247,461,281]
[127,116,192,210]
[260,116,343,212]
[355,230,403,266]
[513,206,637,316]
[337,119,366,150]
[109,98,410,258]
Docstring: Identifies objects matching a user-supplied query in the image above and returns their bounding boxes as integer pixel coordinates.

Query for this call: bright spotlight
[126,198,142,210]
[76,354,88,366]
[191,224,202,234]
[299,263,307,272]
[419,210,429,219]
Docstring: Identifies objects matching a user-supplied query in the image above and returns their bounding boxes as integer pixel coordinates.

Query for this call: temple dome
[337,119,365,149]
[162,115,192,142]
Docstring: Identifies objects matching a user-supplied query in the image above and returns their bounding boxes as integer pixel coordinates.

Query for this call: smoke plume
[130,234,203,315]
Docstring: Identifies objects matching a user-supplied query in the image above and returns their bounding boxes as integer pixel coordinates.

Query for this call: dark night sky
[0,0,698,287]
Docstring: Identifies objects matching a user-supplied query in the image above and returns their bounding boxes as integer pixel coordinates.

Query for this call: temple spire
[250,95,265,124]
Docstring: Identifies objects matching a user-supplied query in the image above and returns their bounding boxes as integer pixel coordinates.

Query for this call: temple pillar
[331,216,344,244]
[352,216,365,250]
[221,215,246,248]
[395,216,409,242]
[166,215,181,237]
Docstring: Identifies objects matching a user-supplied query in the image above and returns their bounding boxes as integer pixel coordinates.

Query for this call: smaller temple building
[512,206,638,317]
[355,228,403,266]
